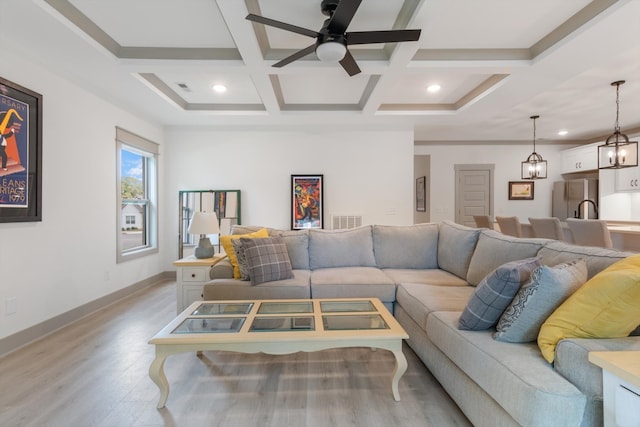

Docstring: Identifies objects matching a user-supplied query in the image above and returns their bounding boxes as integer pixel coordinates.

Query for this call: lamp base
[194,237,215,259]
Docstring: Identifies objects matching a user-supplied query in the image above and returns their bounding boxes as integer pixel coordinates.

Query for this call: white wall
[162,128,415,264]
[415,143,575,223]
[0,48,165,339]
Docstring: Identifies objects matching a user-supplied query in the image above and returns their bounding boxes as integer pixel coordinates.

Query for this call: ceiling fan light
[316,42,346,62]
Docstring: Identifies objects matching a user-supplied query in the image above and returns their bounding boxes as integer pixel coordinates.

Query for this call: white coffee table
[148,298,409,408]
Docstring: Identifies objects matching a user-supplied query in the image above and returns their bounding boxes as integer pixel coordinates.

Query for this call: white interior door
[455,164,494,226]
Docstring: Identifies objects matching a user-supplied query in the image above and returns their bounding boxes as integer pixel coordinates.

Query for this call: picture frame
[291,174,323,230]
[416,176,426,212]
[0,76,43,222]
[508,181,534,200]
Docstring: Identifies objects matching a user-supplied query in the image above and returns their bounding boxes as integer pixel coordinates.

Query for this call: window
[116,127,159,262]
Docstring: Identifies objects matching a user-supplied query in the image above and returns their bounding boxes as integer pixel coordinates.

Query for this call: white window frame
[116,127,159,263]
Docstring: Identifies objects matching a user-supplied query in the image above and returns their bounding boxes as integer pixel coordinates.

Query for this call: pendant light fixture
[598,80,638,169]
[521,115,547,179]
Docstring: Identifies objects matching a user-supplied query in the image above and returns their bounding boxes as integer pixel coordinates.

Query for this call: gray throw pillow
[231,238,251,281]
[458,257,541,330]
[241,236,294,285]
[494,259,587,343]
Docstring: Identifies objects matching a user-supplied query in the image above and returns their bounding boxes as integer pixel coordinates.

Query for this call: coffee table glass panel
[149,298,408,408]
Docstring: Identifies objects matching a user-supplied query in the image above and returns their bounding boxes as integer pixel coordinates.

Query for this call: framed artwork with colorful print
[291,174,323,230]
[0,76,43,222]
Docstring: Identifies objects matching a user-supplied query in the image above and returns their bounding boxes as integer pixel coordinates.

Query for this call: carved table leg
[149,351,169,409]
[390,348,408,401]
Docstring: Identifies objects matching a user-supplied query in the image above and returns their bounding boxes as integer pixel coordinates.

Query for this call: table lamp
[188,211,220,259]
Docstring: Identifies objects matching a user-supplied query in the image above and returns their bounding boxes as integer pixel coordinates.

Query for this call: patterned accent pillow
[241,236,294,285]
[231,238,251,281]
[458,257,541,330]
[494,259,587,343]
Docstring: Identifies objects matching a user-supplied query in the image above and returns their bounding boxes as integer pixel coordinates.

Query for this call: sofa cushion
[459,257,541,330]
[428,311,587,427]
[202,270,311,300]
[437,221,481,280]
[310,267,395,302]
[309,226,376,269]
[537,241,633,279]
[466,230,546,286]
[270,229,310,270]
[554,337,640,427]
[494,259,587,343]
[538,254,640,363]
[241,236,294,285]
[372,224,439,269]
[395,283,474,330]
[382,268,468,287]
[220,228,269,279]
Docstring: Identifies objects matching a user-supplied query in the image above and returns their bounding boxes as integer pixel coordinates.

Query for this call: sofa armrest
[210,258,233,280]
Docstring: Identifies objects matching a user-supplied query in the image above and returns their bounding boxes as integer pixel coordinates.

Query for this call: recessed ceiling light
[212,84,227,93]
[558,130,569,136]
[426,84,441,94]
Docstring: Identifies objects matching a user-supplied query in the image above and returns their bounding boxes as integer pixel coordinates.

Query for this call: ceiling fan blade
[246,14,319,38]
[273,44,318,68]
[346,29,421,45]
[339,50,361,76]
[327,0,362,34]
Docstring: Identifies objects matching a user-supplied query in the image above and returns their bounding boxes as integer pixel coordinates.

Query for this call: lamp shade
[521,155,548,179]
[598,139,638,169]
[188,211,220,236]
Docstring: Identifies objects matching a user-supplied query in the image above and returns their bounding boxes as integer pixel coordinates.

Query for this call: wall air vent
[331,215,363,230]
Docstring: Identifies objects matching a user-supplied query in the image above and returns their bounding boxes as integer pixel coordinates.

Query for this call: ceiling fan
[246,0,421,76]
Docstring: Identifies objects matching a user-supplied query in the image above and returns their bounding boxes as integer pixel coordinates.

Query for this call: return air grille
[331,215,363,230]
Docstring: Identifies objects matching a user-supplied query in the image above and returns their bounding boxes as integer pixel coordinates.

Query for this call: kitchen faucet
[574,199,599,219]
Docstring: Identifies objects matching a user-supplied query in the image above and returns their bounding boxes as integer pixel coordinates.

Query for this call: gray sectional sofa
[202,221,640,427]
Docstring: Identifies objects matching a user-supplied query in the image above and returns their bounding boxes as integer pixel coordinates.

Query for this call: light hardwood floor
[0,280,471,427]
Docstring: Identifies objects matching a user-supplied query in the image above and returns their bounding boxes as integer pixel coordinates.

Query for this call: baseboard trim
[0,271,176,357]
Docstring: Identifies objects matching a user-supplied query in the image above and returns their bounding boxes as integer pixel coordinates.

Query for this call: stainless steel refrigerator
[552,179,599,220]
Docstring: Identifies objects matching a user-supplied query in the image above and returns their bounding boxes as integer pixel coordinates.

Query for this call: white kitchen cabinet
[615,165,640,191]
[561,143,599,174]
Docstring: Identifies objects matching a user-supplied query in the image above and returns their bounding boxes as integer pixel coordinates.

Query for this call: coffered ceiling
[2,0,640,143]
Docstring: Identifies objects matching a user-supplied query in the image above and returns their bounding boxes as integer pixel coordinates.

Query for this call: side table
[173,255,226,313]
[589,351,640,427]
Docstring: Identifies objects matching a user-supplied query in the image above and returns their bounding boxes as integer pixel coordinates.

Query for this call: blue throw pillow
[458,257,541,330]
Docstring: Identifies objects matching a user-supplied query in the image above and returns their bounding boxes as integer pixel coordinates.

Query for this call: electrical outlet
[6,297,17,315]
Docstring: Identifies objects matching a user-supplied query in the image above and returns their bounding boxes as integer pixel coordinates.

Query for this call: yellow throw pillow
[220,228,269,279]
[538,254,640,363]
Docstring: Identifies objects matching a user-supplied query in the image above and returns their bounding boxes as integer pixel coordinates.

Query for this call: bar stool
[566,218,613,248]
[528,217,565,240]
[473,215,493,229]
[496,216,522,237]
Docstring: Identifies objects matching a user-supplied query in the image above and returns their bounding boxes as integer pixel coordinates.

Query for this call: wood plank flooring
[0,280,471,427]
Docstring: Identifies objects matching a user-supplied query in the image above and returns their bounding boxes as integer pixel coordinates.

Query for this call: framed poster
[416,176,426,212]
[0,77,43,222]
[291,174,323,229]
[508,181,534,200]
